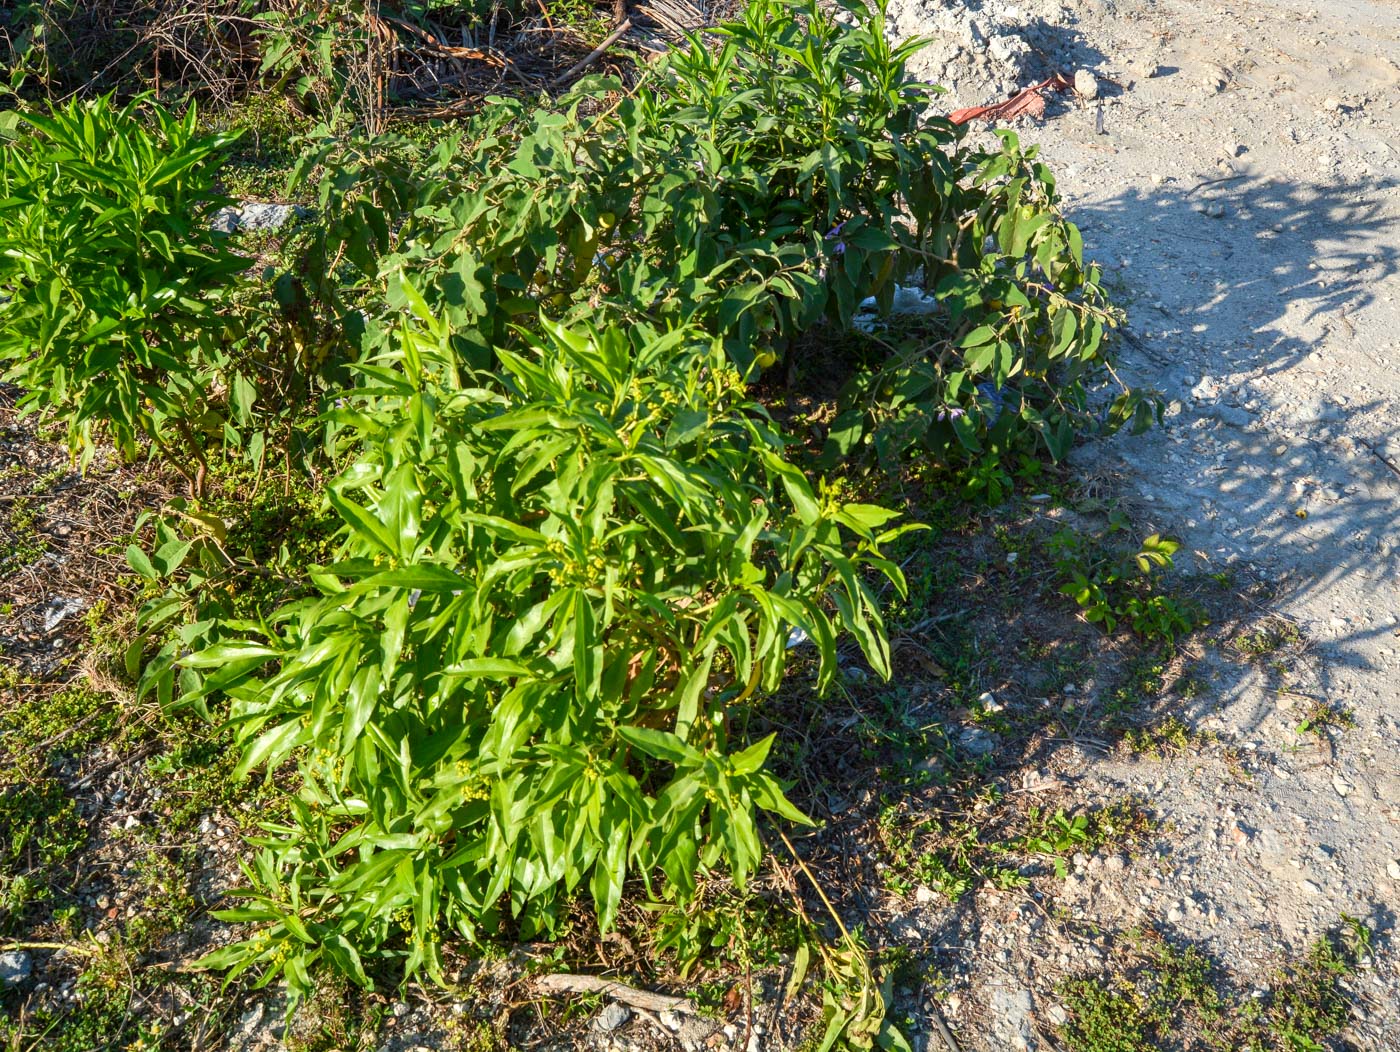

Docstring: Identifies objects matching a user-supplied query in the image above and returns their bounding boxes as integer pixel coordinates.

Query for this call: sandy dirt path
[888,0,1400,1046]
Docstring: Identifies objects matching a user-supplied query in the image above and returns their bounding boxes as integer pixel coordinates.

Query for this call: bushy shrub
[186,309,916,997]
[290,0,1145,474]
[0,94,246,485]
[109,0,1141,1010]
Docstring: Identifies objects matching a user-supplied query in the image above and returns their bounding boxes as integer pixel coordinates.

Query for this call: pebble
[596,1002,631,1032]
[957,725,997,756]
[1211,404,1250,428]
[1387,860,1400,881]
[0,951,31,987]
[1074,70,1100,99]
[1201,65,1230,92]
[1191,376,1221,401]
[1332,775,1353,798]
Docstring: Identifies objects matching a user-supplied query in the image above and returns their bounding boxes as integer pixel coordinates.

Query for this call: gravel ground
[883,0,1400,1047]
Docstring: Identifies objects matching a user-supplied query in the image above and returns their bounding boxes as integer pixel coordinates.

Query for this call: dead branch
[533,972,695,1014]
[550,18,633,87]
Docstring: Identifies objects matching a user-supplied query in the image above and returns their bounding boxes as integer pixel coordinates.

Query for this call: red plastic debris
[948,74,1075,126]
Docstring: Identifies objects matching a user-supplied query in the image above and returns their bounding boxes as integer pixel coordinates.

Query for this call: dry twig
[550,19,633,87]
[533,972,695,1014]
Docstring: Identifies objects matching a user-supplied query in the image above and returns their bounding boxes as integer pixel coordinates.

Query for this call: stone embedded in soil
[989,985,1038,1051]
[596,1002,631,1032]
[1075,69,1100,99]
[1191,376,1221,401]
[211,201,301,235]
[1211,404,1251,428]
[957,725,997,756]
[42,596,85,632]
[0,951,31,987]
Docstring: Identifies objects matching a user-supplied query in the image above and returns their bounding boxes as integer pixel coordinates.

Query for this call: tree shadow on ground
[767,167,1400,1051]
[1065,169,1400,735]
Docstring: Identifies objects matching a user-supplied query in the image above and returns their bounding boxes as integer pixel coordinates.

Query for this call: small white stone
[1386,860,1400,881]
[1074,70,1100,99]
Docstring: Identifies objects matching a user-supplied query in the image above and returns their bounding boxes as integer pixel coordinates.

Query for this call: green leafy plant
[1294,700,1355,741]
[1058,920,1372,1052]
[0,94,244,488]
[177,311,918,1002]
[1052,527,1200,642]
[1010,802,1155,878]
[287,0,1142,476]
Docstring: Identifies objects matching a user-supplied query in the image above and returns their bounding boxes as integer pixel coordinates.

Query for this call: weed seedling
[1294,700,1355,741]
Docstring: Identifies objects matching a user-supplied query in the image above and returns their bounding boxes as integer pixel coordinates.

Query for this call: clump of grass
[0,773,86,933]
[1123,715,1206,759]
[1,496,47,575]
[1294,699,1355,741]
[1058,918,1371,1052]
[1234,617,1302,657]
[1012,800,1158,877]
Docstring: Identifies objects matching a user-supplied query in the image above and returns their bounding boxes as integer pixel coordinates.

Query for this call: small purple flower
[936,406,967,422]
[407,589,422,609]
[825,221,847,256]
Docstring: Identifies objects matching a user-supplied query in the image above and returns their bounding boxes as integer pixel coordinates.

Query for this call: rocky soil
[883,0,1400,1047]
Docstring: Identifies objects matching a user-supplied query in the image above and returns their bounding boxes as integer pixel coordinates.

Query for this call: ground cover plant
[1057,920,1373,1052]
